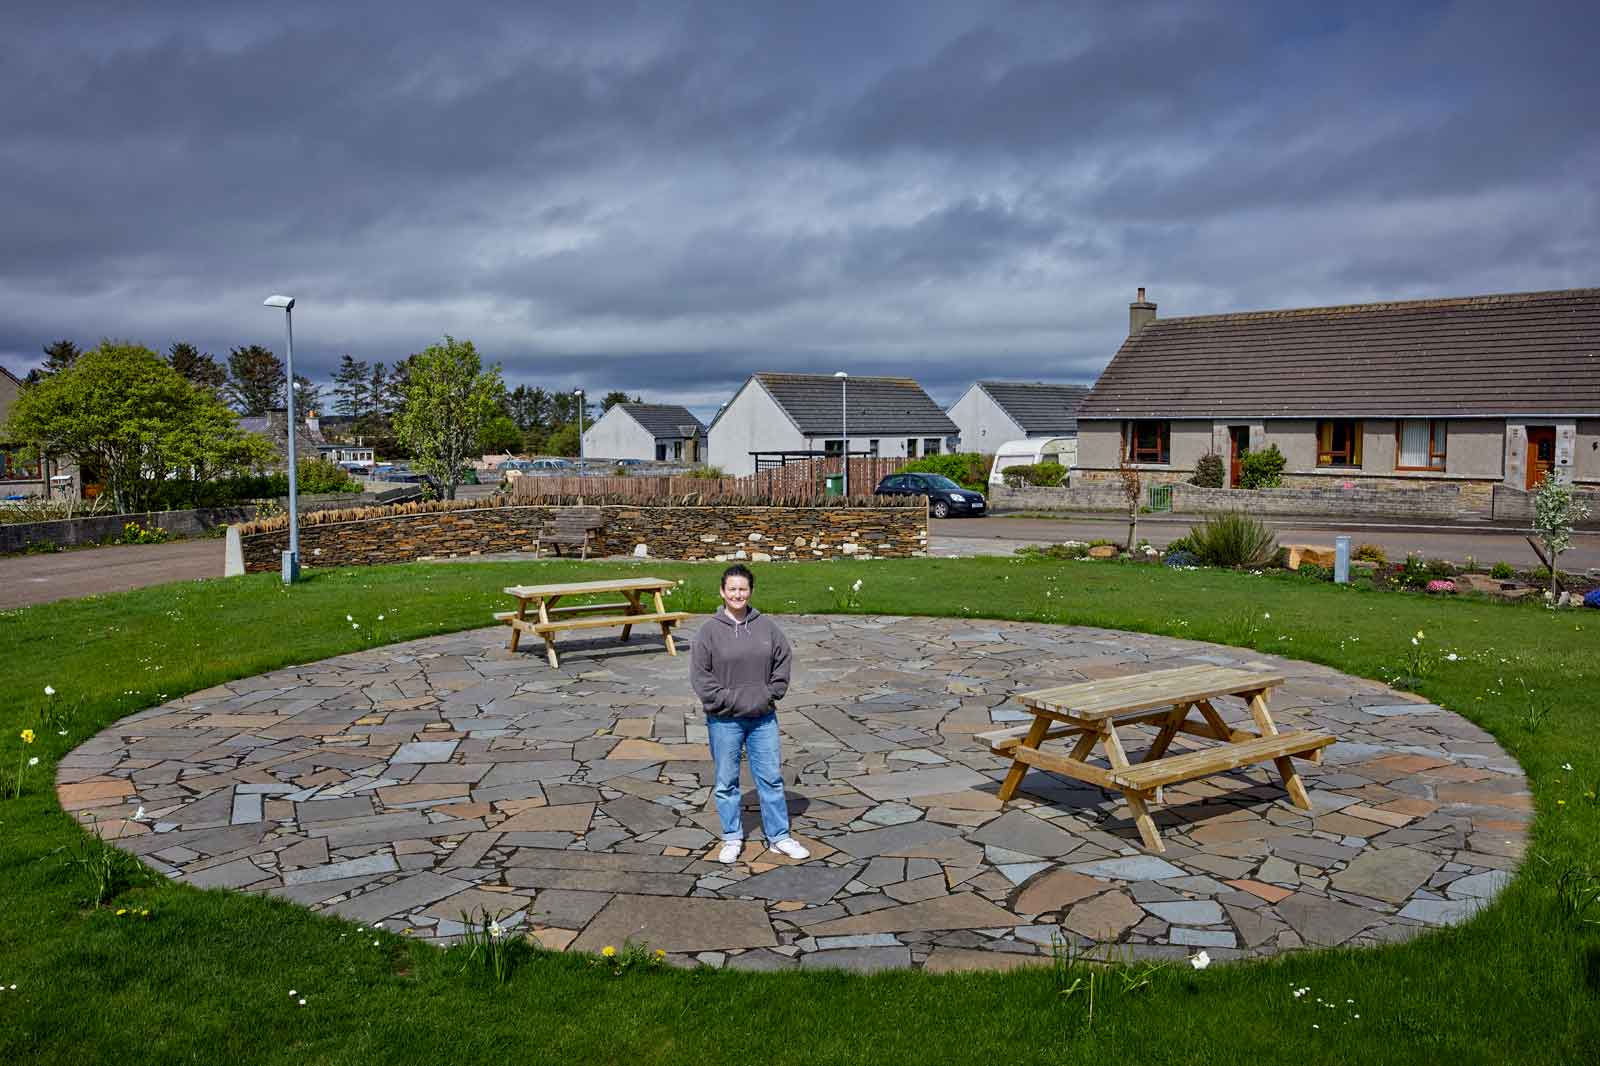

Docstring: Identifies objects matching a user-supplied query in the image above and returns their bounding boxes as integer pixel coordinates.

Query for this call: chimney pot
[1129,287,1157,336]
[1137,287,1145,302]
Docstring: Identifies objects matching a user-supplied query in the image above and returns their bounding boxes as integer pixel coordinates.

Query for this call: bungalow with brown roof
[1074,287,1600,517]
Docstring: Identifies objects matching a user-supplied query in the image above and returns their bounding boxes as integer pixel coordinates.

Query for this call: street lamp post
[264,294,299,583]
[834,371,848,497]
[574,388,585,478]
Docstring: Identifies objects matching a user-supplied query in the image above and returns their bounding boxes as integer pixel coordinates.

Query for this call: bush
[1425,557,1457,579]
[1190,452,1225,488]
[1354,543,1387,564]
[1187,511,1278,567]
[1027,461,1067,487]
[1163,534,1196,556]
[1397,553,1430,589]
[1237,445,1286,489]
[1297,562,1329,580]
[903,453,988,492]
[684,465,727,479]
[1000,464,1033,487]
[1490,561,1516,579]
[1164,549,1200,568]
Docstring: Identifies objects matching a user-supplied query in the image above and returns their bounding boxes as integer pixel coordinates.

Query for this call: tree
[369,361,395,417]
[1533,476,1593,602]
[167,342,227,393]
[40,339,81,377]
[393,337,503,499]
[226,344,285,415]
[332,354,370,416]
[477,414,523,455]
[3,342,271,513]
[1118,457,1142,551]
[506,385,551,432]
[545,422,580,457]
[294,375,324,416]
[601,390,640,412]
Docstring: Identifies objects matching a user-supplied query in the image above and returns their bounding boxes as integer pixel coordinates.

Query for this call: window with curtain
[922,438,942,456]
[1396,420,1446,470]
[1316,420,1363,467]
[1,448,40,480]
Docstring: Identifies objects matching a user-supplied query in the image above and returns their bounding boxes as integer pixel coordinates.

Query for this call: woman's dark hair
[721,563,755,589]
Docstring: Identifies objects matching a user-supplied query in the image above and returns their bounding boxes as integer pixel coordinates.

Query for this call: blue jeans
[705,712,791,843]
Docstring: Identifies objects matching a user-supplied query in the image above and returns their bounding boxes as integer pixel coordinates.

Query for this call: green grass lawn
[1,556,1597,1065]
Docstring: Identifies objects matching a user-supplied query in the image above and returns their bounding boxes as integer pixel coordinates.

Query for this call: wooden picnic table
[495,577,689,669]
[981,664,1335,852]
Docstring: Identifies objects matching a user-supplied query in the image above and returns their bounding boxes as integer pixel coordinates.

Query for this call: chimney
[1129,286,1157,336]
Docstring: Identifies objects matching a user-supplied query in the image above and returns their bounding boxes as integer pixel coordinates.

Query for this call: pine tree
[167,342,228,393]
[332,354,370,416]
[294,375,324,416]
[225,344,286,415]
[40,339,80,377]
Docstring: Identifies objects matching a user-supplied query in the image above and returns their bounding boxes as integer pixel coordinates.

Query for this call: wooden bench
[497,577,690,668]
[996,665,1337,852]
[535,506,605,559]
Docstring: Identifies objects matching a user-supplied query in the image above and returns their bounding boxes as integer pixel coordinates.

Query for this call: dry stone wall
[237,503,926,572]
[996,476,1501,521]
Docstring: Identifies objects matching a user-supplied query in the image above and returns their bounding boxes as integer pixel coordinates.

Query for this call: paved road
[5,511,1595,611]
[935,514,1600,571]
[0,538,226,610]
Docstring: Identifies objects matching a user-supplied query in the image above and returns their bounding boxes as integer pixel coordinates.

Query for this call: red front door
[1229,427,1250,486]
[1526,427,1556,489]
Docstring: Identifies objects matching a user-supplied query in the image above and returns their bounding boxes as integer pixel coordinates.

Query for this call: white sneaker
[771,837,810,860]
[717,840,742,864]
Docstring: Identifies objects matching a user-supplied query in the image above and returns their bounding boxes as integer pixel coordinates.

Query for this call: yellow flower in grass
[19,729,34,744]
[655,949,666,959]
[602,945,616,958]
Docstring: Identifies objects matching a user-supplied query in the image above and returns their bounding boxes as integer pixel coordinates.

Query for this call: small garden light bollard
[1335,536,1350,584]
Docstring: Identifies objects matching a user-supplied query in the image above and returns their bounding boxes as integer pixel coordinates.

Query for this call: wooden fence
[509,455,911,501]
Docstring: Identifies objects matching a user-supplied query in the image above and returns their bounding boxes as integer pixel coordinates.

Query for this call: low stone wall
[995,476,1498,521]
[1492,483,1600,525]
[237,503,927,572]
[0,506,259,553]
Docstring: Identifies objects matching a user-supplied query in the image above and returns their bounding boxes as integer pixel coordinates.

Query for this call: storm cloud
[2,0,1595,415]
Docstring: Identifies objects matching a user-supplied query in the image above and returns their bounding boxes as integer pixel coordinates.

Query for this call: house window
[868,439,880,457]
[823,439,844,457]
[655,442,668,461]
[1,448,40,480]
[922,438,942,456]
[1126,421,1171,464]
[904,438,918,458]
[1396,420,1446,470]
[672,441,683,460]
[1317,420,1363,467]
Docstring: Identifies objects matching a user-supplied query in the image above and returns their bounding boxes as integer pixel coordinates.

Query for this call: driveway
[0,538,225,610]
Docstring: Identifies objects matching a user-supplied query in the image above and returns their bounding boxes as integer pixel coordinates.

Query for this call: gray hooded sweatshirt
[690,606,793,719]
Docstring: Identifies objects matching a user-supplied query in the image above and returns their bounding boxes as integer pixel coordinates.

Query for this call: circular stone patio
[58,616,1531,973]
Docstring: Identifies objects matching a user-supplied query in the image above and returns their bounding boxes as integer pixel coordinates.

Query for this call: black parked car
[872,472,987,518]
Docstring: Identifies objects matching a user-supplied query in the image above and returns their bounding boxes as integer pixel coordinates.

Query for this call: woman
[690,564,810,864]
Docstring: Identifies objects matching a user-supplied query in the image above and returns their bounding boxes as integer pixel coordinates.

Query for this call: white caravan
[987,437,1078,488]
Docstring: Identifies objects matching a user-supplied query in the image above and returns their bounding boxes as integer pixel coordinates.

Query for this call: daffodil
[19,730,33,745]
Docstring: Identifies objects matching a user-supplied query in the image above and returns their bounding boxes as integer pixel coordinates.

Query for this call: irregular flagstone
[799,946,912,973]
[923,947,1049,973]
[64,614,1530,971]
[806,893,1023,936]
[737,864,859,904]
[325,871,473,924]
[1330,847,1445,904]
[571,896,776,954]
[1062,890,1145,941]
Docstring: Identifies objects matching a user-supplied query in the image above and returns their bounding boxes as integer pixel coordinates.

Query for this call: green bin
[823,473,845,497]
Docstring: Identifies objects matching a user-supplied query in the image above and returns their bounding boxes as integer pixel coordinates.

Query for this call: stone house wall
[237,503,927,572]
[995,478,1509,521]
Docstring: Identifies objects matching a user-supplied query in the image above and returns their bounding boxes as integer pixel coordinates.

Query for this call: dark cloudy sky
[3,1,1596,419]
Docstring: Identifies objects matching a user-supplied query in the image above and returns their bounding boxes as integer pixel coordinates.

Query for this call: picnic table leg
[620,590,642,641]
[1193,699,1256,743]
[652,589,678,655]
[538,596,560,669]
[1244,688,1313,809]
[1144,701,1191,762]
[997,714,1051,803]
[508,596,528,653]
[1102,721,1165,852]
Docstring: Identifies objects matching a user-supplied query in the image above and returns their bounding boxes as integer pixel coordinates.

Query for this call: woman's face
[720,575,752,614]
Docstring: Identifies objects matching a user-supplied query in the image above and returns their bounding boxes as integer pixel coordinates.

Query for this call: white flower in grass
[299,998,307,1007]
[289,989,297,996]
[58,730,67,736]
[44,685,55,696]
[851,579,862,593]
[28,757,38,767]
[1446,653,1458,662]
[346,615,353,621]
[1562,763,1574,772]
[377,615,385,621]
[1189,950,1211,970]
[490,919,504,940]
[1262,612,1270,620]
[352,623,360,630]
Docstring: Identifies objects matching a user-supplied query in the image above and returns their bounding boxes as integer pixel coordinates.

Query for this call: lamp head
[263,295,295,310]
[834,371,847,379]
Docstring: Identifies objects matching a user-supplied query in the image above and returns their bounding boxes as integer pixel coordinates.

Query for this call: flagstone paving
[57,615,1531,971]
